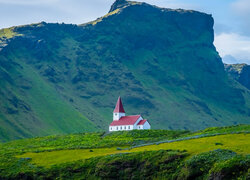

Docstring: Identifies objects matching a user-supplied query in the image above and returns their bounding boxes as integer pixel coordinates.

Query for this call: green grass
[191,124,250,136]
[18,148,120,167]
[20,59,97,134]
[0,49,98,141]
[17,133,250,167]
[1,125,248,154]
[131,133,249,155]
[91,9,121,25]
[0,129,189,155]
[0,27,20,39]
[0,126,249,179]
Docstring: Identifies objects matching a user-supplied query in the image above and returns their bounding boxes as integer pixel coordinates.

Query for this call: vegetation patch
[0,126,249,179]
[16,133,250,167]
[129,133,250,156]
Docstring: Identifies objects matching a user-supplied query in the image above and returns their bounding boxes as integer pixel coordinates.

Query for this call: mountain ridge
[109,0,132,12]
[225,63,250,90]
[0,0,249,142]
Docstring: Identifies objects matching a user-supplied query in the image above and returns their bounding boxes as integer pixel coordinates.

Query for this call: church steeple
[113,96,126,121]
[113,96,125,113]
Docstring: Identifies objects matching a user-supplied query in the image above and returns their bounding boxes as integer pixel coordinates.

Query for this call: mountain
[223,55,239,64]
[0,0,250,141]
[224,63,250,90]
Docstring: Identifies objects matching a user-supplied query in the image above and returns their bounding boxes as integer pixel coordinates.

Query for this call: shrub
[215,142,223,146]
[209,155,250,179]
[182,149,237,179]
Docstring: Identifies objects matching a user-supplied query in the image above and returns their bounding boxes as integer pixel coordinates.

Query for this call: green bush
[181,149,237,179]
[209,155,250,179]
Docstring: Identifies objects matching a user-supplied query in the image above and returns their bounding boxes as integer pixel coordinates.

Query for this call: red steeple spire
[113,96,125,113]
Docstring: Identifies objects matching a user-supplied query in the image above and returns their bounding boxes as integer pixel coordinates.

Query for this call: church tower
[113,96,125,121]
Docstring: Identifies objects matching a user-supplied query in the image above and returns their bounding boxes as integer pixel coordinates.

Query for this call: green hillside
[0,0,250,141]
[0,125,249,179]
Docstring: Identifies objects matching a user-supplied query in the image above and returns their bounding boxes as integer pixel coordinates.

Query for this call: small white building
[109,97,151,131]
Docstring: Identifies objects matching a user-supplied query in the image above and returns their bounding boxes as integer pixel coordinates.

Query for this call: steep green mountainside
[0,0,250,141]
[225,63,250,90]
[0,125,249,179]
[0,24,98,141]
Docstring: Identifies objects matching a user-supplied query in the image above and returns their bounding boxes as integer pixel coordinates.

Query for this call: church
[109,97,151,131]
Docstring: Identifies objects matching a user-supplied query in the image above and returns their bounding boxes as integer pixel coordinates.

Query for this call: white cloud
[231,0,250,36]
[231,0,250,14]
[214,33,250,64]
[0,0,59,5]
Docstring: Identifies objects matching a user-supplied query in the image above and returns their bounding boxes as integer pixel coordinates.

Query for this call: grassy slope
[19,59,97,134]
[18,133,249,167]
[0,26,98,142]
[0,125,249,179]
[0,27,21,39]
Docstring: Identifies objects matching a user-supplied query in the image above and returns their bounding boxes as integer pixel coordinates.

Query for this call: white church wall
[113,113,125,121]
[137,125,143,130]
[109,125,134,131]
[133,116,143,129]
[109,126,115,131]
[143,121,151,129]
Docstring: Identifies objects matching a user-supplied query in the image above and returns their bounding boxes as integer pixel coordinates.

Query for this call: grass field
[130,133,249,155]
[18,133,250,167]
[0,125,249,179]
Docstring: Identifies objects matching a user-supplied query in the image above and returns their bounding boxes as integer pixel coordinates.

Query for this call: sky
[0,0,250,64]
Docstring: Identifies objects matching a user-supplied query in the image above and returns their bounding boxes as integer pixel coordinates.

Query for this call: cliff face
[225,64,250,90]
[0,0,249,141]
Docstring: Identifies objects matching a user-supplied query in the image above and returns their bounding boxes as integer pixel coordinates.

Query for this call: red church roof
[110,115,141,126]
[113,96,125,113]
[137,119,147,125]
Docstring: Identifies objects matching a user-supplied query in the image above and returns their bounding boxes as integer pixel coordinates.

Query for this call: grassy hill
[0,125,249,179]
[0,0,250,141]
